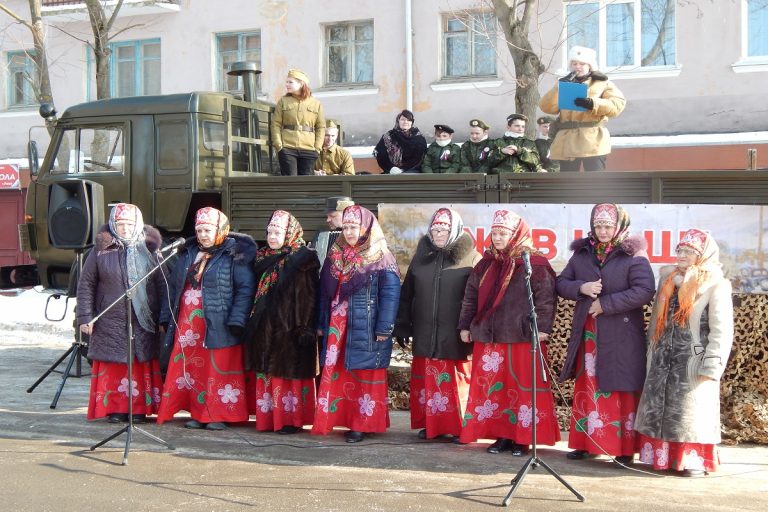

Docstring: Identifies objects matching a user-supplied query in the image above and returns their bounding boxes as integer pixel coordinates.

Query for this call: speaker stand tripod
[27,250,91,409]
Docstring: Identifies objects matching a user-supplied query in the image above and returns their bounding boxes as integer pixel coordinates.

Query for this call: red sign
[0,164,20,190]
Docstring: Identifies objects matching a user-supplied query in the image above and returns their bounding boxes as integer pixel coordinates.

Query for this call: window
[324,21,373,86]
[747,0,768,57]
[565,1,676,69]
[442,12,497,79]
[50,126,124,175]
[6,50,37,107]
[216,31,262,93]
[110,39,161,97]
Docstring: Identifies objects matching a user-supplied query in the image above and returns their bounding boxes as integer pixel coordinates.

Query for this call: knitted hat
[469,119,490,130]
[342,205,363,226]
[677,229,708,256]
[267,210,291,232]
[430,208,452,231]
[568,46,598,71]
[111,203,141,223]
[591,203,618,227]
[287,68,310,85]
[195,207,229,229]
[491,209,521,233]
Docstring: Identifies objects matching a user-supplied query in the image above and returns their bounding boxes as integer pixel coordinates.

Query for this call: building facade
[0,0,766,159]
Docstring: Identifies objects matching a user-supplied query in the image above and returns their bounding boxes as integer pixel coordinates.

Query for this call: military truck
[7,61,768,293]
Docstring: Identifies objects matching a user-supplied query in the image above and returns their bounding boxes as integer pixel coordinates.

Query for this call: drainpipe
[405,0,413,111]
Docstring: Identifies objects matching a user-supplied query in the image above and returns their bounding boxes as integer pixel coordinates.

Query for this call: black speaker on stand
[28,179,105,408]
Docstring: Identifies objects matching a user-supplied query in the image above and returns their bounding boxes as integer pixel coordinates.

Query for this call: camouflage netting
[387,293,768,445]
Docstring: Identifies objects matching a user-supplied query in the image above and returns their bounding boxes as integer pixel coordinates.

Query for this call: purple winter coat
[556,235,655,392]
[76,225,165,363]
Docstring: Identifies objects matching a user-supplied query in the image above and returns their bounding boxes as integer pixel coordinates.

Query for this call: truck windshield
[50,126,124,175]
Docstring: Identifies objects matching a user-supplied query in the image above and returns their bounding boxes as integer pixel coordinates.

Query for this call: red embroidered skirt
[252,373,316,431]
[87,359,162,419]
[459,341,560,446]
[568,316,639,456]
[156,284,249,424]
[636,434,720,472]
[311,297,389,435]
[410,356,471,438]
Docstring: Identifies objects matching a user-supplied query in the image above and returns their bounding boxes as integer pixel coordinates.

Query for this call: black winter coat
[244,247,321,379]
[394,234,481,360]
[76,225,164,363]
[556,235,655,392]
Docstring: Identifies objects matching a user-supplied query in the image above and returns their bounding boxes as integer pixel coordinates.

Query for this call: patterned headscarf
[651,229,724,343]
[254,210,305,301]
[187,207,231,289]
[475,210,540,322]
[108,203,155,333]
[428,208,464,248]
[588,203,630,264]
[321,205,399,301]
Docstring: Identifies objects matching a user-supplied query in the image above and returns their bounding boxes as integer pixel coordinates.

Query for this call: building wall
[0,0,765,160]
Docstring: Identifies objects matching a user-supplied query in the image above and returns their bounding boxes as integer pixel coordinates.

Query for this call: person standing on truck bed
[487,114,543,174]
[422,124,462,174]
[373,109,427,174]
[314,120,355,175]
[156,207,256,431]
[76,203,165,424]
[271,69,326,176]
[243,210,320,435]
[460,119,494,174]
[535,116,559,173]
[539,46,626,172]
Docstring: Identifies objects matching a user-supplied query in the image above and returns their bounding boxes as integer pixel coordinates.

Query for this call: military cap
[537,116,555,125]
[326,119,340,129]
[325,196,355,214]
[469,119,490,130]
[506,113,528,124]
[287,68,310,85]
[434,124,454,134]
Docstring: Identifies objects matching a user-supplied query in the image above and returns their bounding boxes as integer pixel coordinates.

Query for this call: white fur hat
[568,46,598,71]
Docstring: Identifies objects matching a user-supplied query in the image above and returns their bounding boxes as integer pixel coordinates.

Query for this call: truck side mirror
[28,140,39,176]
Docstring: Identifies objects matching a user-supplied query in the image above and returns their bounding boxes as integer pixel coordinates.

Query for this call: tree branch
[0,3,33,30]
[105,0,124,33]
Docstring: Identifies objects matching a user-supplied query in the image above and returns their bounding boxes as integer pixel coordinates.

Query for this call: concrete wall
[0,0,765,159]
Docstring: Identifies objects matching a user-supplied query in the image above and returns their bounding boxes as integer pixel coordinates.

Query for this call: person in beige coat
[539,46,626,172]
[271,68,326,175]
[634,229,734,477]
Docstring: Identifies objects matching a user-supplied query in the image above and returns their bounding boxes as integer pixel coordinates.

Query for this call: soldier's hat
[326,118,340,129]
[506,113,528,124]
[537,116,555,125]
[469,119,490,130]
[325,196,355,214]
[433,124,454,134]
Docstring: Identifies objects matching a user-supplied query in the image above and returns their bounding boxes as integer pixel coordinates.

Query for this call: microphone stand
[89,248,178,465]
[502,252,584,506]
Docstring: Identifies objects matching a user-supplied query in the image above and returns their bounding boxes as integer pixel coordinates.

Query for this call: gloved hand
[395,337,409,349]
[389,166,403,175]
[574,97,594,110]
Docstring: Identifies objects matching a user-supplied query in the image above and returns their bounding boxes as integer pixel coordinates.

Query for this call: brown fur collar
[415,232,476,264]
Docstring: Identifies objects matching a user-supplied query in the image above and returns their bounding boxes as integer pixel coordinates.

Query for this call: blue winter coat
[160,233,257,351]
[318,269,401,370]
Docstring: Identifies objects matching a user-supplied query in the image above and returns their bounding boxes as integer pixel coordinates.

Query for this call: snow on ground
[0,288,75,347]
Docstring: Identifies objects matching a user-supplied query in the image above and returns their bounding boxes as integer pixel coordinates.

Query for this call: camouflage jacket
[459,139,494,174]
[422,142,462,173]
[487,136,541,174]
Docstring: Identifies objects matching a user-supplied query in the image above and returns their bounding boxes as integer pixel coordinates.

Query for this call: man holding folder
[539,46,626,172]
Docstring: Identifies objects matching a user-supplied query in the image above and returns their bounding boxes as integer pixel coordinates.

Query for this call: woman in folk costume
[244,210,320,434]
[393,208,481,440]
[156,207,256,430]
[311,205,401,443]
[556,204,655,464]
[76,203,165,423]
[457,210,560,454]
[634,229,734,476]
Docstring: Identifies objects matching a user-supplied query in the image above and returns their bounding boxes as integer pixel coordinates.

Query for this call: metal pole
[405,0,413,111]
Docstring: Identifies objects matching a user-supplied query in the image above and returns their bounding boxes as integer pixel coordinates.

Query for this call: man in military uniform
[460,118,493,173]
[422,124,462,173]
[535,116,559,172]
[487,114,542,174]
[314,120,355,175]
[311,195,355,264]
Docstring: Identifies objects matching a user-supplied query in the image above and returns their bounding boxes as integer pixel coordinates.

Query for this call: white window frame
[563,0,681,79]
[440,11,499,81]
[323,20,374,87]
[733,0,768,73]
[215,30,262,94]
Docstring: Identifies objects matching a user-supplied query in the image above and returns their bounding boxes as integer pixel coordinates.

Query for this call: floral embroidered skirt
[568,316,639,456]
[410,356,471,438]
[251,373,316,431]
[459,341,560,446]
[156,284,249,425]
[87,359,162,420]
[311,297,389,435]
[636,434,720,472]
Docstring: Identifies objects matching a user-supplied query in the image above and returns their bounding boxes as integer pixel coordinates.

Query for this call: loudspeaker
[47,180,105,249]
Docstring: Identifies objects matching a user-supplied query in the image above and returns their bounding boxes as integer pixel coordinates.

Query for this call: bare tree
[85,0,125,99]
[0,1,53,106]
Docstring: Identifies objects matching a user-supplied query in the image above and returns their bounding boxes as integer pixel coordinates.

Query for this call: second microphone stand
[502,251,584,506]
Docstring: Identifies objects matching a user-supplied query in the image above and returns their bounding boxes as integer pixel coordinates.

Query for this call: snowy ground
[0,288,75,348]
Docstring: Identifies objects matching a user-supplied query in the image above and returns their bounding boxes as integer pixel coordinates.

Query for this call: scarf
[187,207,230,289]
[588,203,630,265]
[254,211,305,301]
[383,125,423,168]
[428,208,464,248]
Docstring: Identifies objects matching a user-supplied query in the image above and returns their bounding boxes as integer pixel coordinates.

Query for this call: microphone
[521,250,532,276]
[160,237,186,255]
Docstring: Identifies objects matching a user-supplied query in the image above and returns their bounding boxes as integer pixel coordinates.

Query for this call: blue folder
[558,81,588,112]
